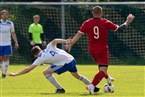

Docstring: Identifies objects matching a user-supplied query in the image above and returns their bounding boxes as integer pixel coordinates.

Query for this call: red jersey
[79,18,118,51]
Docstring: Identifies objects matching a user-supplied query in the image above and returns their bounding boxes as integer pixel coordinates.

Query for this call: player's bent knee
[43,69,53,76]
[3,56,9,61]
[100,70,107,75]
[71,72,81,79]
[0,57,3,62]
[74,76,80,79]
[43,71,48,76]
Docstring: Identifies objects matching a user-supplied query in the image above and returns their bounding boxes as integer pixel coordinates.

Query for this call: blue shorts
[51,59,78,75]
[0,45,12,56]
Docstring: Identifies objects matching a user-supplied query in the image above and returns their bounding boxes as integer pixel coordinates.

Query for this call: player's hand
[126,14,135,24]
[15,42,19,49]
[30,41,35,46]
[65,44,72,52]
[9,72,17,76]
[65,37,72,45]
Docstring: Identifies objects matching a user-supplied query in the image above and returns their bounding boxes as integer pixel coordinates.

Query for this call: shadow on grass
[81,92,104,96]
[39,92,104,96]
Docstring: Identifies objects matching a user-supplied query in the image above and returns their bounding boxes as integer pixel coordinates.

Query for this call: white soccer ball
[104,83,114,93]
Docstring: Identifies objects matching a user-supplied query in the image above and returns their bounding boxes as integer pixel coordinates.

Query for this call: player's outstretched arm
[66,31,83,52]
[116,14,135,32]
[125,14,135,26]
[9,65,37,77]
[51,39,67,46]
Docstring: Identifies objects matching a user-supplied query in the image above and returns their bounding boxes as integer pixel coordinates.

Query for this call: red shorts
[89,48,109,65]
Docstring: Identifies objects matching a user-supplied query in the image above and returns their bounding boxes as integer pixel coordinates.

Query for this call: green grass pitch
[0,65,144,97]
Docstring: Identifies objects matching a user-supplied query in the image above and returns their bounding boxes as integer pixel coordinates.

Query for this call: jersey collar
[93,17,101,19]
[1,19,8,24]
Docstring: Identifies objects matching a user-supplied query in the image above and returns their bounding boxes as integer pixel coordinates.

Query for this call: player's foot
[94,86,100,92]
[86,84,95,95]
[107,76,114,84]
[2,73,6,78]
[55,88,65,93]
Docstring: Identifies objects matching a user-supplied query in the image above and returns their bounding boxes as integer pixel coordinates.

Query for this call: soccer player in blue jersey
[0,10,19,78]
[9,38,99,93]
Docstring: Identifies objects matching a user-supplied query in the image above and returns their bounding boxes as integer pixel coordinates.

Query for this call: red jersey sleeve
[79,20,88,34]
[106,20,118,31]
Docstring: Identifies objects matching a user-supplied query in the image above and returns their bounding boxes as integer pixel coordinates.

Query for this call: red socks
[92,71,105,86]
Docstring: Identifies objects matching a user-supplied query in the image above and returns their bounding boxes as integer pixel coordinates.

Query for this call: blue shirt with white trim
[0,19,15,45]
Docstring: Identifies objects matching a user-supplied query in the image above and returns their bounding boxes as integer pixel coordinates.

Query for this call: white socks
[45,74,91,89]
[2,59,9,75]
[45,74,63,89]
[79,75,91,85]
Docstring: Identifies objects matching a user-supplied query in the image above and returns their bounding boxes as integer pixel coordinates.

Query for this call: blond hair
[33,15,40,19]
[1,10,9,15]
[92,6,103,15]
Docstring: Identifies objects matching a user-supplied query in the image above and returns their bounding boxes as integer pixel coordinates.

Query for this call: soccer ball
[104,83,114,93]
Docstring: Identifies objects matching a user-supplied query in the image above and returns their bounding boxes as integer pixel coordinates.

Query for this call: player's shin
[92,71,105,86]
[2,59,9,78]
[45,74,63,89]
[79,75,91,85]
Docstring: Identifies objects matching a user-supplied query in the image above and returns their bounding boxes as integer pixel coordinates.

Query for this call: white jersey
[0,20,15,46]
[32,42,74,66]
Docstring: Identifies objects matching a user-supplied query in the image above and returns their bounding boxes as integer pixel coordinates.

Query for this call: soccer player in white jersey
[0,10,19,78]
[9,38,99,93]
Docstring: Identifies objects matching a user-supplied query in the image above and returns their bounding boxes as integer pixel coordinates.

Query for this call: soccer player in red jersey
[66,6,135,94]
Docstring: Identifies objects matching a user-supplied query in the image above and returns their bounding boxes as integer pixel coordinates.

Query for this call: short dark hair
[92,6,102,15]
[31,46,41,56]
[1,10,9,15]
